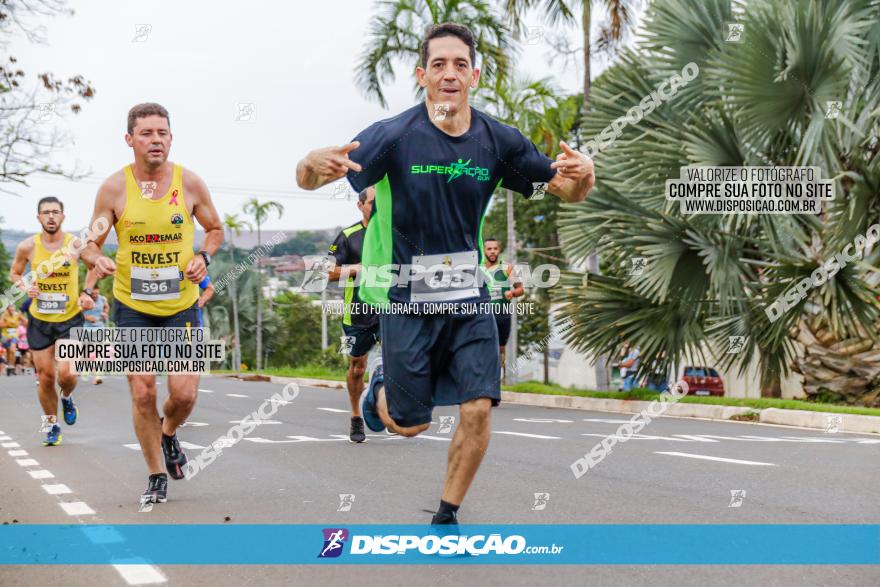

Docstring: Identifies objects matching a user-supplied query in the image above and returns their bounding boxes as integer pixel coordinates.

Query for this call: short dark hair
[127,102,170,134]
[484,236,499,243]
[358,189,369,204]
[37,196,63,213]
[421,23,476,68]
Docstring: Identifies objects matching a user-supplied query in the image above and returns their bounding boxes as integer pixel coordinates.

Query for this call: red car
[681,366,725,396]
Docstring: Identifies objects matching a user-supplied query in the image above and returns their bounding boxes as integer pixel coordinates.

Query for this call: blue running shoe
[43,424,61,446]
[361,362,385,433]
[61,395,77,426]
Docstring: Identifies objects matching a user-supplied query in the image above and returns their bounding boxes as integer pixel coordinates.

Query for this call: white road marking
[60,501,96,516]
[673,435,720,442]
[0,435,12,441]
[180,421,209,427]
[124,441,205,451]
[494,431,561,440]
[514,418,573,423]
[655,451,776,466]
[228,419,282,425]
[42,484,72,495]
[2,441,20,448]
[582,418,635,424]
[418,435,452,442]
[198,389,214,393]
[244,436,346,444]
[16,458,39,467]
[113,563,168,585]
[317,407,349,413]
[28,469,54,479]
[8,449,28,457]
[582,433,690,442]
[226,393,249,398]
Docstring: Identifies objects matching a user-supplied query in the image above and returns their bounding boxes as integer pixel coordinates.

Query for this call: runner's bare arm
[505,263,525,300]
[9,237,38,297]
[78,268,99,310]
[296,141,363,191]
[548,141,595,203]
[81,175,121,276]
[328,263,360,282]
[185,170,223,283]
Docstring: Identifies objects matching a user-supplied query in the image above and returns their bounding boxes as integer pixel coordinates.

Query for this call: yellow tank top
[1,309,21,338]
[29,233,81,323]
[114,163,198,316]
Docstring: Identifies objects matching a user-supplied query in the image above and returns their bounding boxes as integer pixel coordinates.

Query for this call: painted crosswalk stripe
[418,434,453,442]
[2,442,20,448]
[113,564,167,585]
[60,501,95,516]
[8,449,28,457]
[42,484,72,495]
[226,393,248,398]
[655,451,776,466]
[0,435,12,441]
[494,431,561,440]
[28,469,55,479]
[198,389,214,393]
[16,458,39,467]
[317,407,349,413]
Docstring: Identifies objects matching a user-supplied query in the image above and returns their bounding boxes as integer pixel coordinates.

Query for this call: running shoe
[61,395,77,426]
[141,473,168,504]
[361,361,385,433]
[349,416,366,443]
[161,429,188,480]
[430,509,459,526]
[43,424,61,446]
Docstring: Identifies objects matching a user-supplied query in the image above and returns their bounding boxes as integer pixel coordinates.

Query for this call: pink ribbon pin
[169,190,179,205]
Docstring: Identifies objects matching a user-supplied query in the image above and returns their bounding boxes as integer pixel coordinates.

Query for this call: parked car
[680,366,725,396]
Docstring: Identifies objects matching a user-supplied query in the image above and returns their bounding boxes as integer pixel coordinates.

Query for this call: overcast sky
[2,0,637,234]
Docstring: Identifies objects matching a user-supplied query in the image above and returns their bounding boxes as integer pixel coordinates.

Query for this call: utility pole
[320,287,328,350]
[505,189,518,385]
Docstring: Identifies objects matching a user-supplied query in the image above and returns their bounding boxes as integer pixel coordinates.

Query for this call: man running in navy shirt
[296,22,594,525]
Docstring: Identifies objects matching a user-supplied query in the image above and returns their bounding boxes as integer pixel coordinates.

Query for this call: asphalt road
[1,374,878,586]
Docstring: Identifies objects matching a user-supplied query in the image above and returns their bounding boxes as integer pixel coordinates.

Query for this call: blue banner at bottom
[1,525,877,565]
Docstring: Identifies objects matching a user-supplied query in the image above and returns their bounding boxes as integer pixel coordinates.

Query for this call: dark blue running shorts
[380,309,500,428]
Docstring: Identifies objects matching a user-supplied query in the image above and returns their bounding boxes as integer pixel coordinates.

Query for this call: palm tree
[356,0,515,108]
[476,76,579,382]
[242,199,285,371]
[556,0,880,404]
[222,213,252,372]
[503,0,639,114]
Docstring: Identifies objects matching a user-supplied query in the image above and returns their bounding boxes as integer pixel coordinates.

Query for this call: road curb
[232,375,880,434]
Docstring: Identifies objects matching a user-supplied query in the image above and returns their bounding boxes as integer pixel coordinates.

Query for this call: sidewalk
[220,374,880,435]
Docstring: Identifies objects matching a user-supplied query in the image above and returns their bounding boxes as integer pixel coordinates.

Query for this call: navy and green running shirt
[346,103,555,306]
[328,220,379,327]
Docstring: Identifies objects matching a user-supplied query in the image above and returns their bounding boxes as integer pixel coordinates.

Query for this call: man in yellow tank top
[1,303,22,373]
[81,103,223,505]
[9,197,97,446]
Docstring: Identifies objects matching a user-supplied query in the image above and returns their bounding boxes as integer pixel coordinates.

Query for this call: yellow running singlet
[113,163,198,316]
[29,233,81,323]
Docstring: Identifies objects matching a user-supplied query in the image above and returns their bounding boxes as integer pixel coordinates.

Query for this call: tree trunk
[229,232,242,372]
[505,189,518,384]
[255,223,263,371]
[582,0,592,112]
[543,345,549,384]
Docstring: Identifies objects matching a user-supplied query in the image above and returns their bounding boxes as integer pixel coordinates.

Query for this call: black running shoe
[161,430,188,480]
[431,510,459,526]
[141,473,168,504]
[350,416,366,443]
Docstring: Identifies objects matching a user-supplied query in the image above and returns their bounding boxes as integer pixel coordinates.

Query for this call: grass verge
[503,381,880,417]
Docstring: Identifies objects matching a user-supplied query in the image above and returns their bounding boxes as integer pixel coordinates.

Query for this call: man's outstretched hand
[297,141,363,190]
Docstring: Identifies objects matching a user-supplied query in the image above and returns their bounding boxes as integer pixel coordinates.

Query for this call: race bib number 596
[130,266,181,301]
